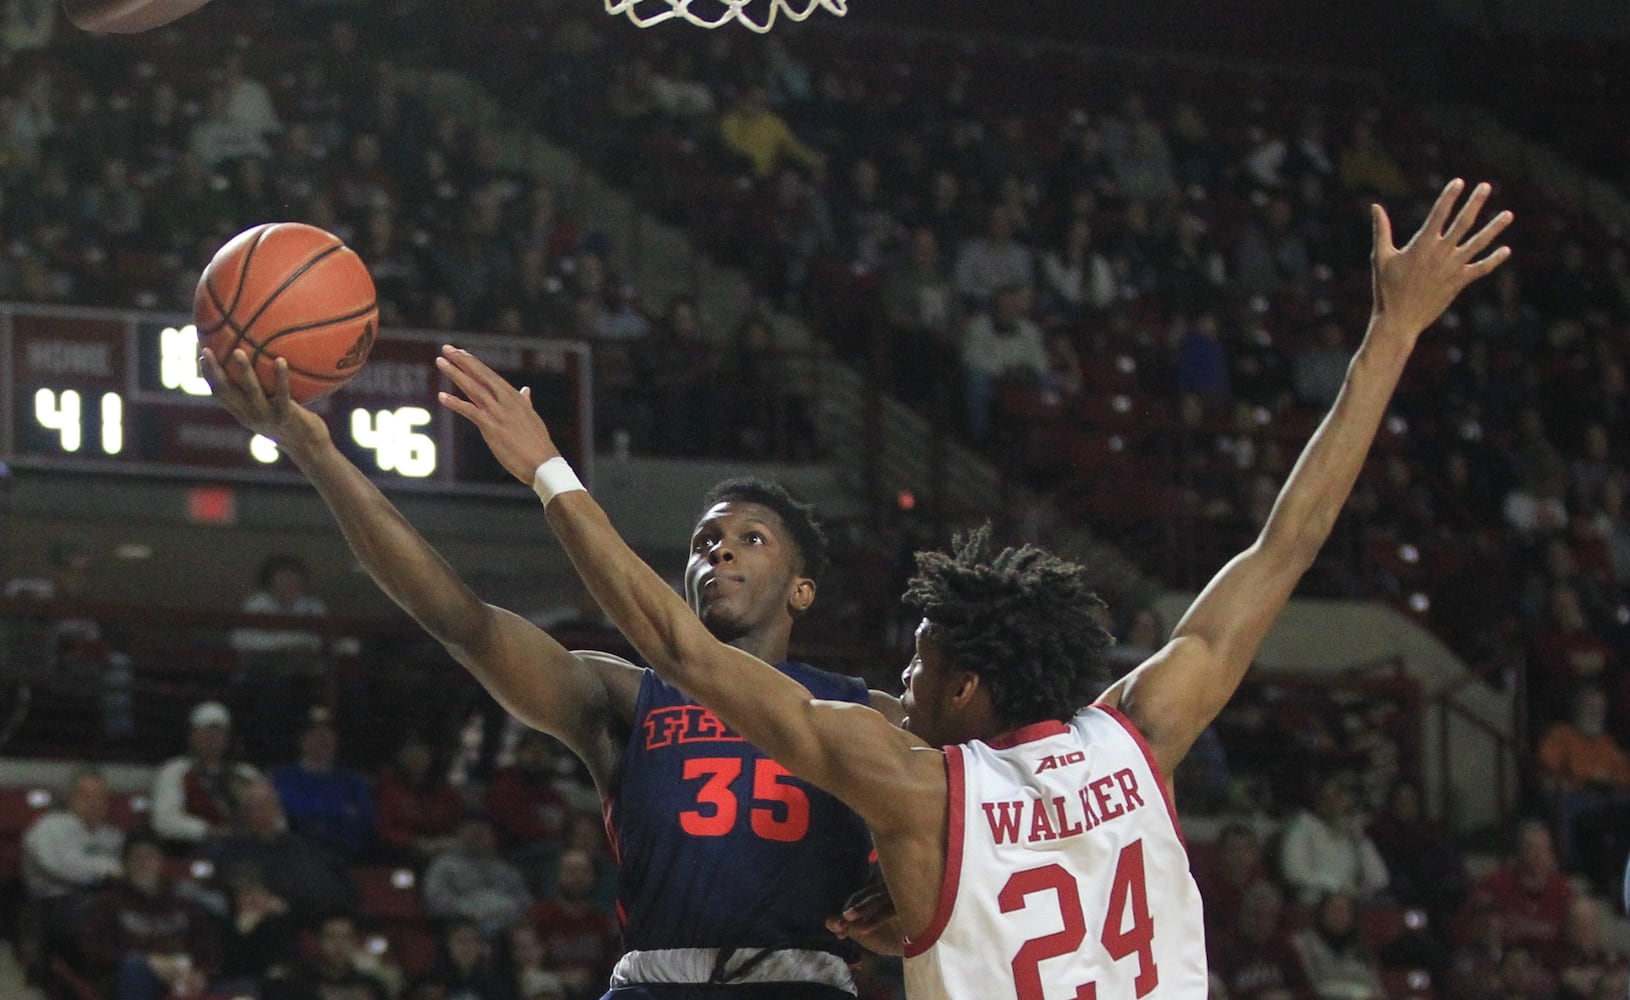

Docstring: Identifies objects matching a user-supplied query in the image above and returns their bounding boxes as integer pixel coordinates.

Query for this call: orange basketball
[195,222,378,404]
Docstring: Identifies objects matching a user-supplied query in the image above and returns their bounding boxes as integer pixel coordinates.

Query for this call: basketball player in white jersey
[433,178,1506,998]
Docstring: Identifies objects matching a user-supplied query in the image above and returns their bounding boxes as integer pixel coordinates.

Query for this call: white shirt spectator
[230,589,326,654]
[1278,809,1390,905]
[22,809,123,899]
[961,312,1047,381]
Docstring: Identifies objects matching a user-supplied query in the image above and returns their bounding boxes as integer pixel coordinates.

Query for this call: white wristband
[532,457,585,507]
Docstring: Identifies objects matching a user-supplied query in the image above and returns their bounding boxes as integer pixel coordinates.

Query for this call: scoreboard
[1,304,592,494]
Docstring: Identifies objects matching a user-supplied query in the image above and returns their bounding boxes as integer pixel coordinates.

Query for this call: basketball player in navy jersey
[436,178,1512,997]
[202,394,900,995]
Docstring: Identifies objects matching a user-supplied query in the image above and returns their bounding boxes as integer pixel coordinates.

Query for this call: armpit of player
[61,0,212,33]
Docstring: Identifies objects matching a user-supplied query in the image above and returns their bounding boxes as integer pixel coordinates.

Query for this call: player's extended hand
[1369,178,1512,342]
[825,877,905,957]
[200,348,330,453]
[435,345,561,485]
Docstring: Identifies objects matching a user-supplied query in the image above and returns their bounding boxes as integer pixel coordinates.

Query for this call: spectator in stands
[422,814,533,938]
[21,768,124,919]
[719,83,823,181]
[76,835,227,1000]
[960,281,1047,442]
[483,730,569,884]
[1175,310,1233,402]
[217,863,301,994]
[1196,822,1271,934]
[211,776,357,922]
[1337,118,1409,199]
[375,730,464,866]
[271,705,375,860]
[1367,776,1472,930]
[1553,896,1628,1000]
[1459,818,1575,970]
[954,204,1035,306]
[1210,879,1316,1000]
[528,847,620,997]
[1039,216,1115,317]
[560,810,618,914]
[1536,684,1630,888]
[497,919,568,1000]
[279,912,392,1000]
[1292,890,1386,1000]
[189,89,272,168]
[1294,320,1352,410]
[3,537,135,742]
[1280,772,1391,906]
[151,700,260,848]
[1041,329,1085,405]
[1531,586,1618,709]
[421,917,506,1000]
[231,554,330,763]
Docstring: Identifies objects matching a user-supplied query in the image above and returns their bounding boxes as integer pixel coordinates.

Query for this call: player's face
[900,620,957,747]
[685,502,808,642]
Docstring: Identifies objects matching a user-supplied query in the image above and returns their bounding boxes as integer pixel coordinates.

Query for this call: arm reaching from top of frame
[201,349,635,789]
[1100,179,1513,779]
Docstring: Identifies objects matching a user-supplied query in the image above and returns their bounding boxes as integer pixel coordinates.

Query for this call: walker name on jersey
[980,766,1146,844]
[643,705,745,749]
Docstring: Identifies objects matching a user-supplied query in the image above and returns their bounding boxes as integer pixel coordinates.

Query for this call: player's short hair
[904,525,1113,726]
[700,478,829,584]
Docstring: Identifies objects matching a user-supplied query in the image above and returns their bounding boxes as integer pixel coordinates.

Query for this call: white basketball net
[605,0,847,32]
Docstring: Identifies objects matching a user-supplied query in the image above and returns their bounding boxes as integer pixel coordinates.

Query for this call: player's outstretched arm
[201,349,634,785]
[1101,180,1512,778]
[435,346,938,834]
[62,0,211,32]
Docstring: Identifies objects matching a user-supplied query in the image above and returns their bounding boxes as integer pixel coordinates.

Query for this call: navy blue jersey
[608,661,873,960]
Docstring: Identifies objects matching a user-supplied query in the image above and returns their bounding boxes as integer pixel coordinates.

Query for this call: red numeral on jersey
[679,757,810,842]
[998,840,1158,1000]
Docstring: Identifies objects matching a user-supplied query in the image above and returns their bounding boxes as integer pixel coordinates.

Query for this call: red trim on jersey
[903,746,965,958]
[1094,704,1186,847]
[986,718,1070,750]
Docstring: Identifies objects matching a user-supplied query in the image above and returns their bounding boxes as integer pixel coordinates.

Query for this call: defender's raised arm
[1100,179,1512,779]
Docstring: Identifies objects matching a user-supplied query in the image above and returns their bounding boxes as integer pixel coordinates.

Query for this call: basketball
[195,222,378,404]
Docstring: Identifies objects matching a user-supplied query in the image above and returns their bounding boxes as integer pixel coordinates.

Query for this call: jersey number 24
[1000,839,1158,1000]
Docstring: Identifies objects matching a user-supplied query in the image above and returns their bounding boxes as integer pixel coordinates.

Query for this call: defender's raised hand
[1370,178,1513,340]
[200,348,329,454]
[435,345,560,485]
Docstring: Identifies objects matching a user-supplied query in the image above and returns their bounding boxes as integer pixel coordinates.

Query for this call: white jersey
[903,705,1208,1000]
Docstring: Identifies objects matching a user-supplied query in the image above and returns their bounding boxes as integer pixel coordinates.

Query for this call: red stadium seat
[0,786,53,835]
[385,922,439,978]
[355,865,426,923]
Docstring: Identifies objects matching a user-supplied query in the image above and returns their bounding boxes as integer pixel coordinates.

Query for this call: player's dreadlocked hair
[903,525,1114,726]
[701,477,830,584]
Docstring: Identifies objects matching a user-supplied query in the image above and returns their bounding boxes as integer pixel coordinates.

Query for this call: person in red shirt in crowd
[1458,818,1576,969]
[374,731,464,865]
[483,729,570,883]
[75,836,227,1000]
[1208,879,1317,1000]
[1196,822,1271,934]
[529,847,620,1000]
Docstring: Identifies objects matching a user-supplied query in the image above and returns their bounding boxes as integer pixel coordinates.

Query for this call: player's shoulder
[781,659,869,700]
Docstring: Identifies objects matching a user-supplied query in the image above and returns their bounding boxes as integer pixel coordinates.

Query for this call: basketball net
[605,0,846,32]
